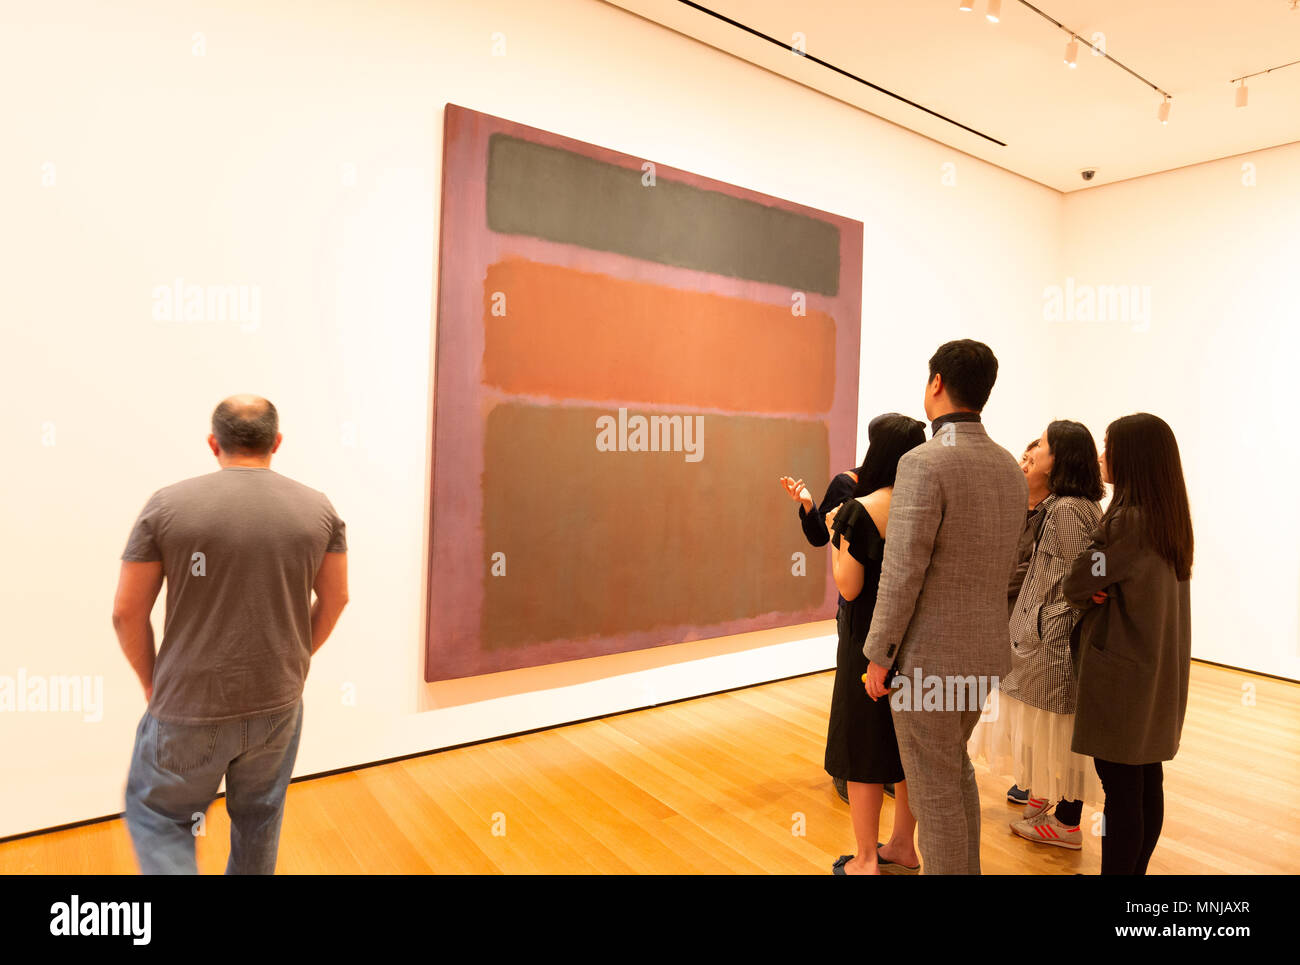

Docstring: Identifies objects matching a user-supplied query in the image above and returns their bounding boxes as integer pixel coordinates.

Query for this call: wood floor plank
[1,660,1295,874]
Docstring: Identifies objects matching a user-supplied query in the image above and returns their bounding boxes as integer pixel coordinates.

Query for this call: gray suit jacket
[863,420,1028,681]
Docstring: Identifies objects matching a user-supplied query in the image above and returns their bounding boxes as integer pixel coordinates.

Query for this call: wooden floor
[2,660,1297,874]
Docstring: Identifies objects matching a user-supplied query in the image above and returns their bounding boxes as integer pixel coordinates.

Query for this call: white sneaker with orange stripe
[1010,811,1082,850]
[1020,796,1051,821]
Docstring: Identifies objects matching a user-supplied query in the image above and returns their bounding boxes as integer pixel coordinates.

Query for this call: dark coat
[1063,506,1191,764]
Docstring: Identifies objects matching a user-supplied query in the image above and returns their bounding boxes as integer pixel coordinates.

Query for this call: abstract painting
[426,104,862,681]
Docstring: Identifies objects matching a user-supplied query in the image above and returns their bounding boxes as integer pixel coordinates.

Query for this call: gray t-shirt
[121,466,347,723]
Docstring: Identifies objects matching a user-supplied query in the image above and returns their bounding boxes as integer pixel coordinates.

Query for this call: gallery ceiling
[603,0,1300,191]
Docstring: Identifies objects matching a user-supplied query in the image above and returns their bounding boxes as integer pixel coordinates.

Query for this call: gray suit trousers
[892,703,984,874]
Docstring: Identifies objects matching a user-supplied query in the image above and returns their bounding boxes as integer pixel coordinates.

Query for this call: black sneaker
[1007,784,1030,805]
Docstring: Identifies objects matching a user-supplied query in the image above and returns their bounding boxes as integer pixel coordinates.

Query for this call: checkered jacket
[1001,494,1102,713]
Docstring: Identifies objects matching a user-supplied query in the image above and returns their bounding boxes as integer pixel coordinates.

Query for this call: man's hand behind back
[310,552,349,655]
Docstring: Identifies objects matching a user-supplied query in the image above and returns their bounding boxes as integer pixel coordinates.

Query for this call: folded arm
[1063,511,1136,609]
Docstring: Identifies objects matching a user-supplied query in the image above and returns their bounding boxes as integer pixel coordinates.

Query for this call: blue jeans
[124,699,304,874]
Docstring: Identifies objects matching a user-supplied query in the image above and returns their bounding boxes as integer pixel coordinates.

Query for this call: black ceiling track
[673,0,1008,147]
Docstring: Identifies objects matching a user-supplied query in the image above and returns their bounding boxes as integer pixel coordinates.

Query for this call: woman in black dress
[826,413,927,875]
[780,413,912,804]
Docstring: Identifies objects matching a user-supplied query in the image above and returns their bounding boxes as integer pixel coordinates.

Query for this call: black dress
[823,500,905,785]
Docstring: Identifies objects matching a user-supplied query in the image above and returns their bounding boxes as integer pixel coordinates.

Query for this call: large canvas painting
[426,104,863,681]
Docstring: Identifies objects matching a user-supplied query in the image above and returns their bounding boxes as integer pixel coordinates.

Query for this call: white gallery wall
[0,0,1279,840]
[1059,141,1300,684]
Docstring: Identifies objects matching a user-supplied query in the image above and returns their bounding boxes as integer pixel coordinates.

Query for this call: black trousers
[1093,758,1164,875]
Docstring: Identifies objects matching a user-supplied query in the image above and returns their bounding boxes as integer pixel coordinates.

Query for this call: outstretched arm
[798,473,855,547]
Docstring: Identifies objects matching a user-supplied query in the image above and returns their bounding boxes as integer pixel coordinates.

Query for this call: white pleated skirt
[968,689,1103,807]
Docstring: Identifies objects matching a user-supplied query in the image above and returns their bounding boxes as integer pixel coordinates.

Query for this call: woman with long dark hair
[969,420,1105,849]
[1064,413,1193,875]
[780,412,905,549]
[825,413,928,875]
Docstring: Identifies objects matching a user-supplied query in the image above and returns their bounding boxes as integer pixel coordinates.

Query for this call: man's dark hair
[212,397,278,455]
[1045,420,1105,502]
[928,340,998,411]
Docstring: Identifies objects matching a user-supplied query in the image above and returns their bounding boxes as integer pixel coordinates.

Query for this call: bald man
[113,395,348,874]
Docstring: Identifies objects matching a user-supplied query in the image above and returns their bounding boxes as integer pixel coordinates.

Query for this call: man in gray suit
[863,341,1027,874]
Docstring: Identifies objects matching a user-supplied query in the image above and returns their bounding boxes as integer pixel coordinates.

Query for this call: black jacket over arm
[800,472,857,547]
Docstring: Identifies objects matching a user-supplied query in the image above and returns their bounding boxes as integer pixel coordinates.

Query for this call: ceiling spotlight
[1158,97,1171,124]
[958,1,974,11]
[1235,81,1249,108]
[986,0,1001,23]
[1065,37,1079,68]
